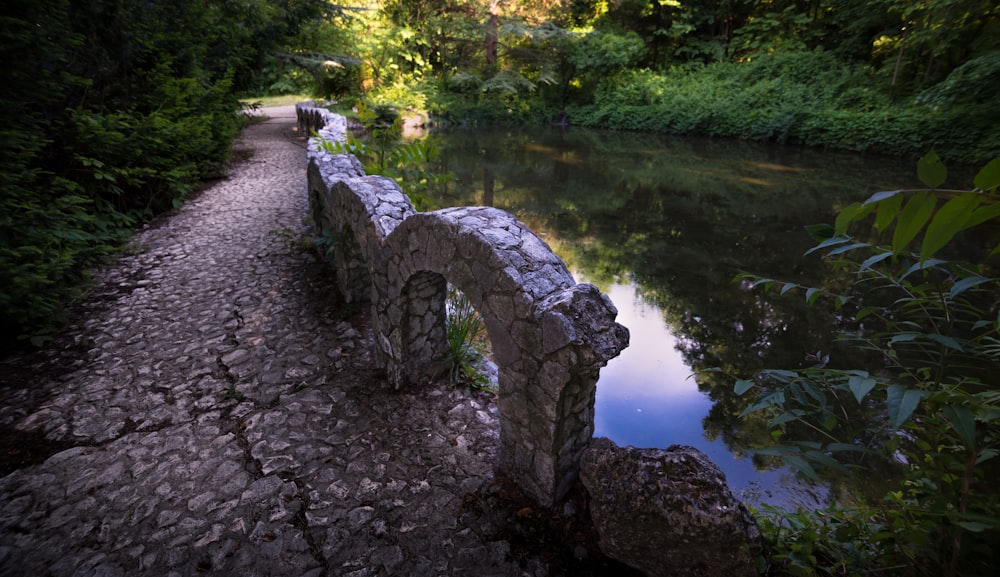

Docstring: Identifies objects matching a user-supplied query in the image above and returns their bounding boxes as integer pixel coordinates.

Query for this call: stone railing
[296,102,629,507]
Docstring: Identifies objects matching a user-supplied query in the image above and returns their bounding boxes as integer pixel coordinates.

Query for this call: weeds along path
[0,106,529,577]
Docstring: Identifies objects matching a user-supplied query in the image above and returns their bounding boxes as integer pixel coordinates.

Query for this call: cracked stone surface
[0,106,542,577]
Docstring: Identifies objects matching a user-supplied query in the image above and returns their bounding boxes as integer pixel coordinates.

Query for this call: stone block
[581,439,762,577]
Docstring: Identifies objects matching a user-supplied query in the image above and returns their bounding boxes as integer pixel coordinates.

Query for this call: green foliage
[916,51,1000,108]
[275,52,364,100]
[569,50,999,163]
[733,153,1000,576]
[0,0,321,348]
[318,102,452,210]
[289,0,999,157]
[570,30,646,73]
[753,504,887,576]
[446,286,492,391]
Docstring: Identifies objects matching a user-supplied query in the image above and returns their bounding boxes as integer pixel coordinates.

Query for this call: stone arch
[381,208,627,504]
[299,103,629,506]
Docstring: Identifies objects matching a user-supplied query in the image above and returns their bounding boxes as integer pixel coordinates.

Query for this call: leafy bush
[0,0,300,349]
[733,152,1000,576]
[568,50,999,164]
[916,51,1000,108]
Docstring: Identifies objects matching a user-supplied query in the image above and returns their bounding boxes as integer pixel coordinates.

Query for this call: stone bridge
[296,102,629,506]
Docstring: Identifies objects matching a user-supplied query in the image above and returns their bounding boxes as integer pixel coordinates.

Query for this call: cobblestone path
[0,107,538,577]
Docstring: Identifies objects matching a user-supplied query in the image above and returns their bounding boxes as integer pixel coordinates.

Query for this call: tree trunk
[485,1,499,73]
[890,30,906,99]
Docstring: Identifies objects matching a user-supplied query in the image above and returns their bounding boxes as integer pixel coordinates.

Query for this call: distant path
[0,106,531,576]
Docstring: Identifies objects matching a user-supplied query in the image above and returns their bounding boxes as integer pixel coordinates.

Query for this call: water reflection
[424,127,923,507]
[592,282,827,507]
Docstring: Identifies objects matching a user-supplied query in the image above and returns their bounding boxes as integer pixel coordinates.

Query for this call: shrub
[733,152,1000,576]
[567,50,999,164]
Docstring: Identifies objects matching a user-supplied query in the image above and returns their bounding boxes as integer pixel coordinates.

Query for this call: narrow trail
[0,106,537,577]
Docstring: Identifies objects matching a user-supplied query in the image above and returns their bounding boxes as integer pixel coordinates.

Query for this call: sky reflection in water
[591,282,826,508]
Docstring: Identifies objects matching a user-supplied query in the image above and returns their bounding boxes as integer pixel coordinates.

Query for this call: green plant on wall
[729,151,1000,576]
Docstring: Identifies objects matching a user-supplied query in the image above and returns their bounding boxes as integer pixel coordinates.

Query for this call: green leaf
[917,149,947,188]
[957,521,992,533]
[834,203,873,236]
[973,156,1000,192]
[863,189,903,206]
[920,193,982,262]
[771,413,800,427]
[805,235,851,256]
[848,375,877,403]
[976,448,998,464]
[874,192,904,233]
[887,384,924,429]
[925,333,964,351]
[734,379,755,395]
[892,192,937,253]
[890,332,921,344]
[950,275,991,299]
[782,454,820,482]
[941,404,976,451]
[779,282,798,296]
[762,369,801,381]
[805,287,821,305]
[856,306,880,321]
[858,251,893,272]
[804,223,835,241]
[901,258,948,280]
[827,242,871,256]
[826,443,867,453]
[965,202,1000,228]
[803,449,846,471]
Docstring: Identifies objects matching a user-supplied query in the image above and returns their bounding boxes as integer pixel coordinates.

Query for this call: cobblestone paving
[0,107,540,577]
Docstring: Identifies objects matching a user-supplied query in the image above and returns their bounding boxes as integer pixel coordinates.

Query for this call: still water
[422,127,927,507]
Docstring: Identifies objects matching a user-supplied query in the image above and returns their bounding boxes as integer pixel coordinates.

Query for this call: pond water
[421,127,927,507]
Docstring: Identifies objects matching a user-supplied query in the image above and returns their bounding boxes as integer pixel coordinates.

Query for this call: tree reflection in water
[424,126,922,507]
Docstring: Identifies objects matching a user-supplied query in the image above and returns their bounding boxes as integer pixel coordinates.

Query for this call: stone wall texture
[581,439,763,577]
[296,102,629,507]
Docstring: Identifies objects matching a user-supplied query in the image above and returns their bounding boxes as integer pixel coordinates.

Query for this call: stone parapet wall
[296,101,629,506]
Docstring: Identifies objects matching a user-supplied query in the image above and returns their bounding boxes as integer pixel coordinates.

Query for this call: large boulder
[580,438,762,577]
